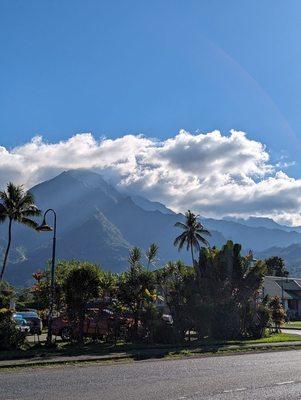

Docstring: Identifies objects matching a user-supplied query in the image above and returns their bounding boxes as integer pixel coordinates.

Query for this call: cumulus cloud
[1,129,301,225]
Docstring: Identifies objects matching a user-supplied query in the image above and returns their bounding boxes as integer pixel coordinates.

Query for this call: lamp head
[36,217,53,232]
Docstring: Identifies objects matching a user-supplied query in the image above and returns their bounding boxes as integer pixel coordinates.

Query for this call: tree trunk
[0,218,12,281]
[190,245,195,267]
[79,309,85,344]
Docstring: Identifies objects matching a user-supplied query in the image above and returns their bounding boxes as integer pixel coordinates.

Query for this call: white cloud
[1,129,301,225]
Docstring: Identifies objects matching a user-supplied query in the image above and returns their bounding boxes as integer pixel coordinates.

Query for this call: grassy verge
[284,321,301,329]
[1,332,301,363]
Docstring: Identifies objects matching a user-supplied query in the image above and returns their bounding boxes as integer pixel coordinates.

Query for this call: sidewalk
[2,340,301,369]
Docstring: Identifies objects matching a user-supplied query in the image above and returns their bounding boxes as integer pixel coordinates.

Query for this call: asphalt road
[1,350,301,400]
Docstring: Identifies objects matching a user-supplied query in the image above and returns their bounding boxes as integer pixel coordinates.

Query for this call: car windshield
[16,312,38,318]
[15,319,27,326]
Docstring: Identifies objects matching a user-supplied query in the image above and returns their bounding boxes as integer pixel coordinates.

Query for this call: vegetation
[174,210,211,265]
[146,243,158,270]
[269,296,286,332]
[265,256,289,277]
[0,183,40,280]
[64,264,102,343]
[0,198,293,351]
[10,239,276,346]
[0,309,26,350]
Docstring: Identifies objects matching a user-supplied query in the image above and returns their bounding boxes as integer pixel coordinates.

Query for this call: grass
[284,321,301,329]
[1,332,301,363]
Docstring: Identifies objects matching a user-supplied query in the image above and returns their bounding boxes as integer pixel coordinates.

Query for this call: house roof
[263,276,301,300]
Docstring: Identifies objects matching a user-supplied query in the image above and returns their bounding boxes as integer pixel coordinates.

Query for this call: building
[262,276,301,319]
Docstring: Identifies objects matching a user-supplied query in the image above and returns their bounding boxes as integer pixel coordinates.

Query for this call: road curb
[2,341,301,369]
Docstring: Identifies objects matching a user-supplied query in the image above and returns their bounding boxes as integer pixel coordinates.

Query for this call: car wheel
[61,327,71,341]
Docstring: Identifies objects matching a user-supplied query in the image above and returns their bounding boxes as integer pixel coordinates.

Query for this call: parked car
[12,315,31,333]
[52,308,133,341]
[13,311,43,335]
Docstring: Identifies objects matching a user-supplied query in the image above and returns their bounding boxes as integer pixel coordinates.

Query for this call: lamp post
[36,208,57,346]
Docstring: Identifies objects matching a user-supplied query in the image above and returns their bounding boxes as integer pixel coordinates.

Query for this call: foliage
[0,183,40,280]
[10,239,272,346]
[194,241,268,340]
[128,247,142,269]
[174,210,211,265]
[155,261,196,342]
[0,280,14,309]
[118,263,156,340]
[269,296,286,332]
[146,243,158,270]
[265,256,289,277]
[63,263,102,342]
[0,308,26,350]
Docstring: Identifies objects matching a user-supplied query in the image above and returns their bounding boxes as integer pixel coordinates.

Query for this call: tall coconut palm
[173,210,211,266]
[0,183,40,280]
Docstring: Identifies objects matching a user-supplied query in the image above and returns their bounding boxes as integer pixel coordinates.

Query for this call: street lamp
[36,208,57,345]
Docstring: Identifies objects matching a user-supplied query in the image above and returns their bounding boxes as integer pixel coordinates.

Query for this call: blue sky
[1,1,301,159]
[2,1,301,223]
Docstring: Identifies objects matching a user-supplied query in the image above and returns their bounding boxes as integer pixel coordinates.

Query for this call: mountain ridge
[2,169,301,285]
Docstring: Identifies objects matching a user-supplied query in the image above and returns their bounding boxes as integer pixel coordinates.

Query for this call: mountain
[223,216,301,233]
[202,217,301,252]
[1,170,224,286]
[256,244,301,277]
[131,195,175,215]
[2,169,301,286]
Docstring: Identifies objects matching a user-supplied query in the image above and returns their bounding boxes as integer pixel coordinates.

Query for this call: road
[1,350,301,399]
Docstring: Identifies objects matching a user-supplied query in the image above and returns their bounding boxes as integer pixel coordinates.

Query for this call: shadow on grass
[2,332,301,362]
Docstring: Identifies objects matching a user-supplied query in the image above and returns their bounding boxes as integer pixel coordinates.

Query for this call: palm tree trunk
[190,245,195,267]
[0,218,12,281]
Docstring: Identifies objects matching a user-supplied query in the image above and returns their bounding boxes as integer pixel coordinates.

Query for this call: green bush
[0,309,26,350]
[247,304,271,339]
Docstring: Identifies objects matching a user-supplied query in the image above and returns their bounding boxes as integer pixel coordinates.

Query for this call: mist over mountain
[2,169,301,285]
[223,216,301,233]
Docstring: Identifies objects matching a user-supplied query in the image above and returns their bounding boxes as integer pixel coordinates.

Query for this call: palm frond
[0,203,7,223]
[196,228,211,236]
[195,233,210,247]
[18,191,36,208]
[19,217,39,230]
[173,232,187,249]
[20,205,41,217]
[174,222,188,230]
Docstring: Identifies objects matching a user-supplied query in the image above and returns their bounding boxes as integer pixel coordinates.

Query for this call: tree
[0,280,14,309]
[195,241,268,339]
[63,263,101,343]
[0,183,40,280]
[269,296,286,333]
[155,261,196,342]
[118,265,156,340]
[265,256,289,277]
[174,210,211,266]
[128,247,141,269]
[0,309,26,350]
[146,243,158,270]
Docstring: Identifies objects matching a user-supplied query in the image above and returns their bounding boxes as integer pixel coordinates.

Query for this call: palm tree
[0,183,40,280]
[146,243,158,270]
[173,210,211,266]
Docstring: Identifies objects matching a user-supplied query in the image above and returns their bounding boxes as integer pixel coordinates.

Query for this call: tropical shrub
[63,263,102,343]
[118,264,156,341]
[0,308,26,350]
[0,281,13,309]
[269,296,286,332]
